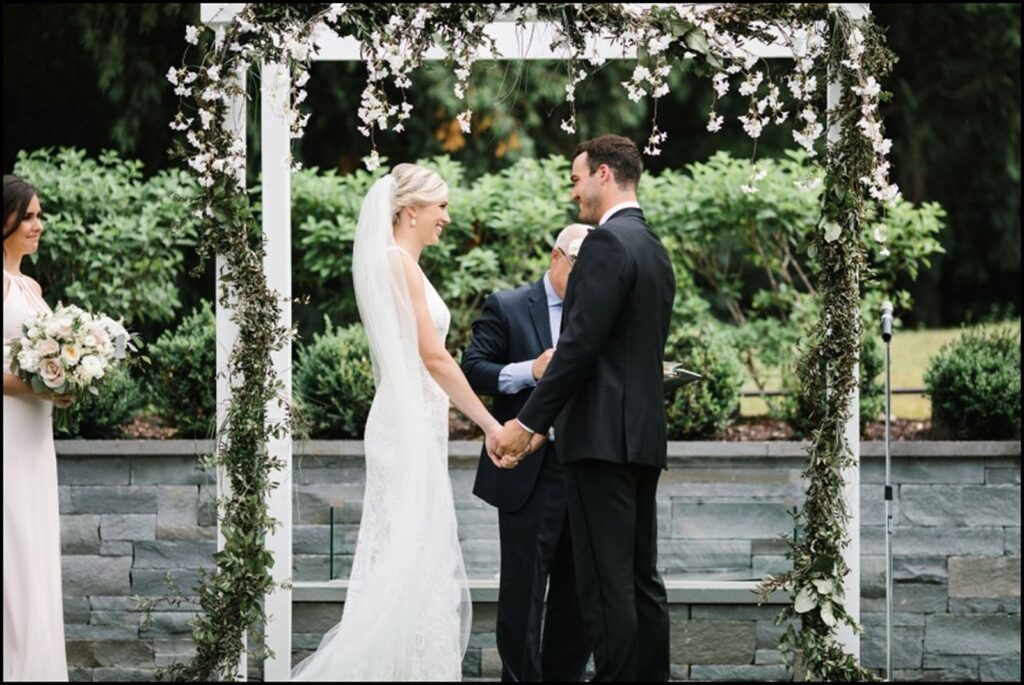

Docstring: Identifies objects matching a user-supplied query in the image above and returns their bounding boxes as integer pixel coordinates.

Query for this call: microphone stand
[881,302,894,681]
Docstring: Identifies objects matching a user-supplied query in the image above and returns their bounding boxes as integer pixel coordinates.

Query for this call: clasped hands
[486,419,546,469]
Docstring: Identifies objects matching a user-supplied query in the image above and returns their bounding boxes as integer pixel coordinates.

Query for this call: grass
[740,320,1021,420]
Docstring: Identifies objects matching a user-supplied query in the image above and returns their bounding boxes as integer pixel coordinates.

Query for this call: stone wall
[55,440,1020,681]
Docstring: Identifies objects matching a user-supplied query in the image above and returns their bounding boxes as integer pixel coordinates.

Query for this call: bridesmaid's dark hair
[4,174,38,243]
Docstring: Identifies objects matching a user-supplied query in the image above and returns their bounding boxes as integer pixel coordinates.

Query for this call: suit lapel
[527,279,553,350]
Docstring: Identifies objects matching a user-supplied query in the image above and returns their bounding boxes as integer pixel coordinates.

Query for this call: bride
[292,164,510,681]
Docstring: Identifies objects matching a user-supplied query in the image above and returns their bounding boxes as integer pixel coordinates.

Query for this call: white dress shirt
[599,200,642,226]
[497,272,562,394]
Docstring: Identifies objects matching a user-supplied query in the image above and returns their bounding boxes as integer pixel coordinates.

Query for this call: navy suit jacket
[462,278,553,512]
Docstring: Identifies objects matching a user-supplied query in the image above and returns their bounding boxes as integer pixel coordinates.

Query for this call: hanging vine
[155,3,896,680]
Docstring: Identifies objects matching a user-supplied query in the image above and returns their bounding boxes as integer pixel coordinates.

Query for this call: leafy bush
[775,326,886,437]
[293,319,375,439]
[663,322,745,438]
[55,364,144,439]
[12,148,199,328]
[924,327,1021,439]
[147,301,216,438]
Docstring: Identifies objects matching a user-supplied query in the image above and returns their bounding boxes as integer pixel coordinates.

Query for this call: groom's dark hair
[574,135,642,190]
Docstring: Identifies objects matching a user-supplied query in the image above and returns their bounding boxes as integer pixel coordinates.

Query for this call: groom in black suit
[462,223,593,682]
[492,135,675,681]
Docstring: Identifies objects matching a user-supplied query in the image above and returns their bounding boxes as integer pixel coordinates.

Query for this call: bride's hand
[483,422,504,468]
[41,391,74,408]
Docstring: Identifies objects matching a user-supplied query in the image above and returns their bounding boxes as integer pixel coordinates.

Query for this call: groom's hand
[494,419,533,467]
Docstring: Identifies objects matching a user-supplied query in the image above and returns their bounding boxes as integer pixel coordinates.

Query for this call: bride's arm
[398,255,503,441]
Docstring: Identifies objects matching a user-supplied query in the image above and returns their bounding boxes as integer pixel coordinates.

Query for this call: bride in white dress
[292,164,508,681]
[3,175,71,681]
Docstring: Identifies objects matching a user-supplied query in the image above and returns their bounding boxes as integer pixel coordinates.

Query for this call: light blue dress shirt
[497,272,561,395]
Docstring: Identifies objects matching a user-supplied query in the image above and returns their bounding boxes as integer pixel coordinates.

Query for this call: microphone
[880,301,893,342]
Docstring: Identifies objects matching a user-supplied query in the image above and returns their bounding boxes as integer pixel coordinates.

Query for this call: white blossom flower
[362,149,382,171]
[706,113,724,132]
[166,66,179,85]
[738,114,763,139]
[185,25,201,45]
[560,117,577,134]
[739,70,763,96]
[457,109,472,134]
[712,72,730,98]
[643,126,668,156]
[324,4,348,22]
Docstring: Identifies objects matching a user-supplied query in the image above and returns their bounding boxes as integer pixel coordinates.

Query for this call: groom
[492,134,675,681]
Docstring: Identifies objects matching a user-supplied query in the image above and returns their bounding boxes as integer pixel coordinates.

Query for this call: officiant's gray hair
[391,163,448,224]
[554,223,592,251]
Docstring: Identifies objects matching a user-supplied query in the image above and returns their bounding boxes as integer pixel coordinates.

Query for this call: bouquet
[7,303,140,431]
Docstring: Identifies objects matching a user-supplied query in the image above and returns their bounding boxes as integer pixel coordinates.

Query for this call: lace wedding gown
[3,270,69,681]
[292,179,471,681]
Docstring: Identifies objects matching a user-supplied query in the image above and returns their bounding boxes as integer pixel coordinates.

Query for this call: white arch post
[200,4,866,678]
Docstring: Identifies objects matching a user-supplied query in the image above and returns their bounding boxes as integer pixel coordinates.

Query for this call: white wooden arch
[200,4,867,679]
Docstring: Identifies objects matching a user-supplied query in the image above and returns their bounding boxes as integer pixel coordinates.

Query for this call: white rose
[39,358,67,389]
[100,316,127,339]
[45,318,73,339]
[78,356,106,382]
[37,338,60,357]
[61,343,81,366]
[79,355,106,382]
[85,322,110,347]
[17,349,41,373]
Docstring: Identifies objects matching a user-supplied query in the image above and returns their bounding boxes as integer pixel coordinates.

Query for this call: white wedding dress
[3,270,69,681]
[291,177,471,681]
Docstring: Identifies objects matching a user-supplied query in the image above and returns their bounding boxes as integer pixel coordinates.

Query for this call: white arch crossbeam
[200,4,865,679]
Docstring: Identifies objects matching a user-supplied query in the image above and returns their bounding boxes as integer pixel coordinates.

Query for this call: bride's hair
[391,163,448,225]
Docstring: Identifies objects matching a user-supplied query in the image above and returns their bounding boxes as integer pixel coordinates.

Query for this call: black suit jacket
[462,278,554,512]
[518,208,675,468]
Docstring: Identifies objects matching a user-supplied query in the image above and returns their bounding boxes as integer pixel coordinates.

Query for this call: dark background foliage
[3,3,1020,327]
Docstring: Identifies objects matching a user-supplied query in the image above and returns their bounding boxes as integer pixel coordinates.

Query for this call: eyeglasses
[556,247,577,269]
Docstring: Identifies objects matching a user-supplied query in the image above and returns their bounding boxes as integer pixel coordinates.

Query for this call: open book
[663,361,701,392]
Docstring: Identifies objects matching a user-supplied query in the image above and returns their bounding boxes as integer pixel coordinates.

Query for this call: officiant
[462,223,593,682]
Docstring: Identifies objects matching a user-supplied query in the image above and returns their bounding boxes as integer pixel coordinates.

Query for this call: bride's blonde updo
[391,163,448,226]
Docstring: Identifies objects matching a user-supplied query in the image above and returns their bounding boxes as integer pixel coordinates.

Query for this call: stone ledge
[55,439,1021,461]
[293,579,790,604]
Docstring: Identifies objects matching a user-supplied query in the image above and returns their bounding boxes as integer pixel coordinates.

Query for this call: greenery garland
[157,3,897,680]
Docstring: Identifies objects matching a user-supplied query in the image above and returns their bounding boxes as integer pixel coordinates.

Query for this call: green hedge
[16,148,949,439]
[54,364,144,439]
[663,322,745,439]
[925,327,1021,439]
[147,302,216,438]
[12,148,199,328]
[293,319,376,439]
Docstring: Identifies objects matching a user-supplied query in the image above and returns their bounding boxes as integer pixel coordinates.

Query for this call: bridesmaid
[3,174,71,681]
